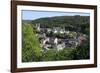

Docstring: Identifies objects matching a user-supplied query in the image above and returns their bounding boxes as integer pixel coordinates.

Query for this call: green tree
[22,23,41,62]
[71,39,90,60]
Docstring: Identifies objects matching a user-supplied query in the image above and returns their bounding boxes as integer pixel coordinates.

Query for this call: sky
[22,10,90,20]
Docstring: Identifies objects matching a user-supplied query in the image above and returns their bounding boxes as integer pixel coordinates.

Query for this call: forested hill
[31,15,90,35]
[22,20,32,24]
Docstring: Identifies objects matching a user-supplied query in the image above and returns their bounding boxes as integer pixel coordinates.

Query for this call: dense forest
[22,15,90,62]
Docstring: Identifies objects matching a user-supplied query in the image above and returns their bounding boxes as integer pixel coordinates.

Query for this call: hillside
[31,15,90,34]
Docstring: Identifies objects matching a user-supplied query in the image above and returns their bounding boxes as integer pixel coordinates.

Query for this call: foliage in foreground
[22,23,41,62]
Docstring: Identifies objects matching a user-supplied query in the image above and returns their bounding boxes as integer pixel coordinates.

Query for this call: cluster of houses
[33,24,87,52]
